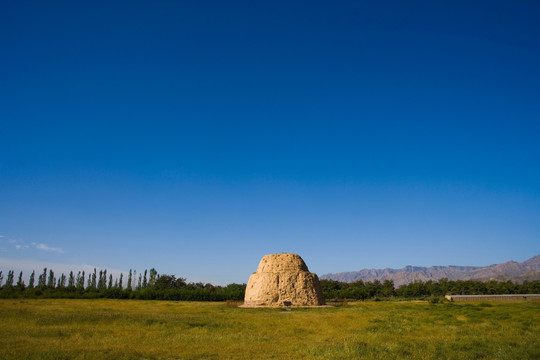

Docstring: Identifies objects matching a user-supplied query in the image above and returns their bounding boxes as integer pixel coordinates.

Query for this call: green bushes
[0,284,246,301]
[320,278,540,301]
[0,267,246,301]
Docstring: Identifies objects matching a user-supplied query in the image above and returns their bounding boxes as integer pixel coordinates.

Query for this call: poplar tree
[127,269,132,290]
[38,268,47,289]
[0,271,3,287]
[108,274,113,289]
[80,271,86,290]
[143,269,148,288]
[91,268,97,289]
[68,271,75,289]
[29,270,35,288]
[58,273,66,288]
[97,270,104,290]
[149,268,158,287]
[47,269,55,288]
[119,273,123,289]
[101,270,107,290]
[75,271,82,290]
[16,272,25,290]
[137,274,142,290]
[5,270,14,288]
[132,270,137,290]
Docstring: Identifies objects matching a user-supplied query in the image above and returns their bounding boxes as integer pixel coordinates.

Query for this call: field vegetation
[0,298,538,359]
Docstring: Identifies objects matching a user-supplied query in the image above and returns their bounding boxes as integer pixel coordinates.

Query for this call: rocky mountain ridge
[321,255,540,287]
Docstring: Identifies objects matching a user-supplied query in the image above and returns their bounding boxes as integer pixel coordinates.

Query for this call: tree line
[320,278,540,300]
[0,268,245,301]
[1,268,538,301]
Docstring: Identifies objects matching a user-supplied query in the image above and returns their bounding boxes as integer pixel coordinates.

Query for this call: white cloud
[0,238,65,253]
[0,235,4,238]
[34,243,64,253]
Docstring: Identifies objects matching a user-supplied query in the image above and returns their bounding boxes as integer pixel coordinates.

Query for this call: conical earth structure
[243,253,325,307]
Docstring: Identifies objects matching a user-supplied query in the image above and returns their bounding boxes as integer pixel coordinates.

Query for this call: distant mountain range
[320,255,540,287]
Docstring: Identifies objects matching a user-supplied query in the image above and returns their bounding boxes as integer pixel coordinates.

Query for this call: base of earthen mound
[239,304,333,308]
[242,253,325,307]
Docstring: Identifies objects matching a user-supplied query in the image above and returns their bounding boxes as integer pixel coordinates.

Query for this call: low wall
[445,294,540,301]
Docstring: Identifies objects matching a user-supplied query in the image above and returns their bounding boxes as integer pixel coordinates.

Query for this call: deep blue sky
[1,1,539,284]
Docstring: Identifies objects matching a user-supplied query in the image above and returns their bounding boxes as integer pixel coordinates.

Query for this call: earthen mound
[243,253,325,307]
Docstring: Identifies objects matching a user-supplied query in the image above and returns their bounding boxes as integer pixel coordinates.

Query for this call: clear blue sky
[1,1,539,285]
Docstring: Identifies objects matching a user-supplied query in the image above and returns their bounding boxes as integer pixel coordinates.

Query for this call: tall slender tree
[149,268,158,287]
[91,268,97,289]
[97,270,103,290]
[5,270,14,288]
[127,269,132,290]
[47,269,55,288]
[132,270,137,290]
[101,270,107,290]
[0,271,3,287]
[108,274,113,289]
[16,272,25,290]
[58,273,67,288]
[29,270,35,289]
[38,268,47,289]
[81,271,86,290]
[143,269,148,288]
[68,271,75,289]
[76,271,84,290]
[119,273,123,290]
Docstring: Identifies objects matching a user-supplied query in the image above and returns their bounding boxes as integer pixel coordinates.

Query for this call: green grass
[0,299,538,359]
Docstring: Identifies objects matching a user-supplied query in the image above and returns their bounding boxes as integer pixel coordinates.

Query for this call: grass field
[0,299,538,359]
